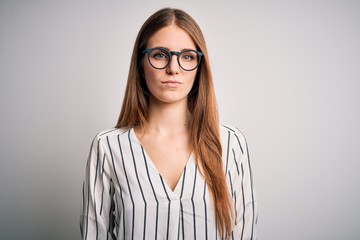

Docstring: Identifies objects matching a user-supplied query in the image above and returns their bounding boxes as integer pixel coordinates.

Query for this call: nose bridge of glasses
[168,51,181,66]
[169,51,181,57]
[169,51,181,61]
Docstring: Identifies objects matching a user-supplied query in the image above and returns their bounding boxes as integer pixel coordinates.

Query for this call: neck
[146,97,190,135]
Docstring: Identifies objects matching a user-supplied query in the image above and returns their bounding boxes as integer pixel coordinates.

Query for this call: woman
[80,8,257,240]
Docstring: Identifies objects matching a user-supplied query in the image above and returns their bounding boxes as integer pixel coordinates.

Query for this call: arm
[232,129,258,239]
[80,134,116,240]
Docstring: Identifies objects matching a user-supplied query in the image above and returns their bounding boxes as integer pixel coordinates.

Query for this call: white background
[0,1,359,239]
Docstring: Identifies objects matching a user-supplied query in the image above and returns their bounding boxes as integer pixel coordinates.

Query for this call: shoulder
[92,127,130,143]
[220,124,248,153]
[220,124,247,141]
[88,127,132,153]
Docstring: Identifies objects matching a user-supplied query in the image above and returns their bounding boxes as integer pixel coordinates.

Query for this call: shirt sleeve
[80,134,116,240]
[231,128,258,239]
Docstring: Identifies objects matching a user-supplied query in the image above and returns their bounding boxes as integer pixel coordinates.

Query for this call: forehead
[146,25,196,50]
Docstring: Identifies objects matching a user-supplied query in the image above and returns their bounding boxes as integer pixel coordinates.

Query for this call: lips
[161,80,182,87]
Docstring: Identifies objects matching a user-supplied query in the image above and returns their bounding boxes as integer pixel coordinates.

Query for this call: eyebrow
[150,46,197,52]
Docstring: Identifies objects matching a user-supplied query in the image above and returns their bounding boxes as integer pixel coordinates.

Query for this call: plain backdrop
[1,1,359,239]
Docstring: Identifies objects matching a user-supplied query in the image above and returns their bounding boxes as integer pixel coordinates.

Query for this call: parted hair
[116,8,233,238]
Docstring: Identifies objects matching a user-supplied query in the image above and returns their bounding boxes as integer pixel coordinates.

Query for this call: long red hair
[116,8,233,238]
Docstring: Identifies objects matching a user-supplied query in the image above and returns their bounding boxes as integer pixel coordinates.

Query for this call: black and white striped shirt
[80,125,257,240]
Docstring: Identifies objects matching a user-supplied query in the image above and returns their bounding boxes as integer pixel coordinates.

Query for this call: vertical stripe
[117,135,135,240]
[203,181,208,240]
[240,163,245,240]
[93,139,100,188]
[234,191,238,225]
[228,171,234,198]
[108,180,116,240]
[93,140,101,240]
[228,172,234,240]
[82,181,89,240]
[106,137,121,237]
[160,175,171,240]
[128,131,147,240]
[141,147,159,240]
[232,149,240,176]
[100,154,106,215]
[80,183,84,234]
[85,178,90,239]
[244,140,255,239]
[118,179,125,240]
[179,166,187,240]
[107,158,124,240]
[225,131,231,174]
[191,165,198,240]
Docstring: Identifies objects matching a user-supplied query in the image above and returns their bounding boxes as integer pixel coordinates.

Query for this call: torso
[82,125,254,239]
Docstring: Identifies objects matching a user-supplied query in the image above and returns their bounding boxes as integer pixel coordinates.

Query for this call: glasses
[143,47,203,71]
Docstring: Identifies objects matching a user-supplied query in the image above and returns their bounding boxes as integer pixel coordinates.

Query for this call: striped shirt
[80,125,257,240]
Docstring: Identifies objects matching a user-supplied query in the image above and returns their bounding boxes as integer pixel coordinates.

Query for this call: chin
[152,95,188,104]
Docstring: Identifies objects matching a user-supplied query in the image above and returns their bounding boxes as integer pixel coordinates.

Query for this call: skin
[134,24,198,191]
[143,25,197,105]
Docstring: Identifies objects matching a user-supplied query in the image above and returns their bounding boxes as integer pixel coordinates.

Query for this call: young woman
[80,8,257,240]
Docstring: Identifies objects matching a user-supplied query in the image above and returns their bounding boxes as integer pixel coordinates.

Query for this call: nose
[166,54,180,74]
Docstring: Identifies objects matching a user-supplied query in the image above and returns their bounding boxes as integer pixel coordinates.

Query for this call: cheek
[143,61,159,81]
[143,69,158,90]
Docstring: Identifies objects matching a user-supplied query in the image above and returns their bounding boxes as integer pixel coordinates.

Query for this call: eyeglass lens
[148,48,200,71]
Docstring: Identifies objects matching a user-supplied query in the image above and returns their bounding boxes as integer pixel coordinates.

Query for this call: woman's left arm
[231,129,258,240]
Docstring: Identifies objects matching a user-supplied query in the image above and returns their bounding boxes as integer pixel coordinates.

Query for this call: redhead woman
[80,8,257,240]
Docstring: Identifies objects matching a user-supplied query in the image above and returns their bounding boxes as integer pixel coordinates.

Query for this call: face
[143,24,198,105]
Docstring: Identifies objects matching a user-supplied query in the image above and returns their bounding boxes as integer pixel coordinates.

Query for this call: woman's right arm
[80,134,116,240]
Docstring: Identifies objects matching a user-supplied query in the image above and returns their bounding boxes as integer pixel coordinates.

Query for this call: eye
[183,55,194,60]
[151,50,168,60]
[181,51,197,61]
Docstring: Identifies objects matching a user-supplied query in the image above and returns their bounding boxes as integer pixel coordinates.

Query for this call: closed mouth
[161,80,182,84]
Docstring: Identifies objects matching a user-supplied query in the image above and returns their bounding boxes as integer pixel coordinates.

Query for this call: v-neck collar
[129,127,194,198]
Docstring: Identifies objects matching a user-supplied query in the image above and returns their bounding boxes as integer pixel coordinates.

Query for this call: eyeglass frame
[142,47,204,71]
